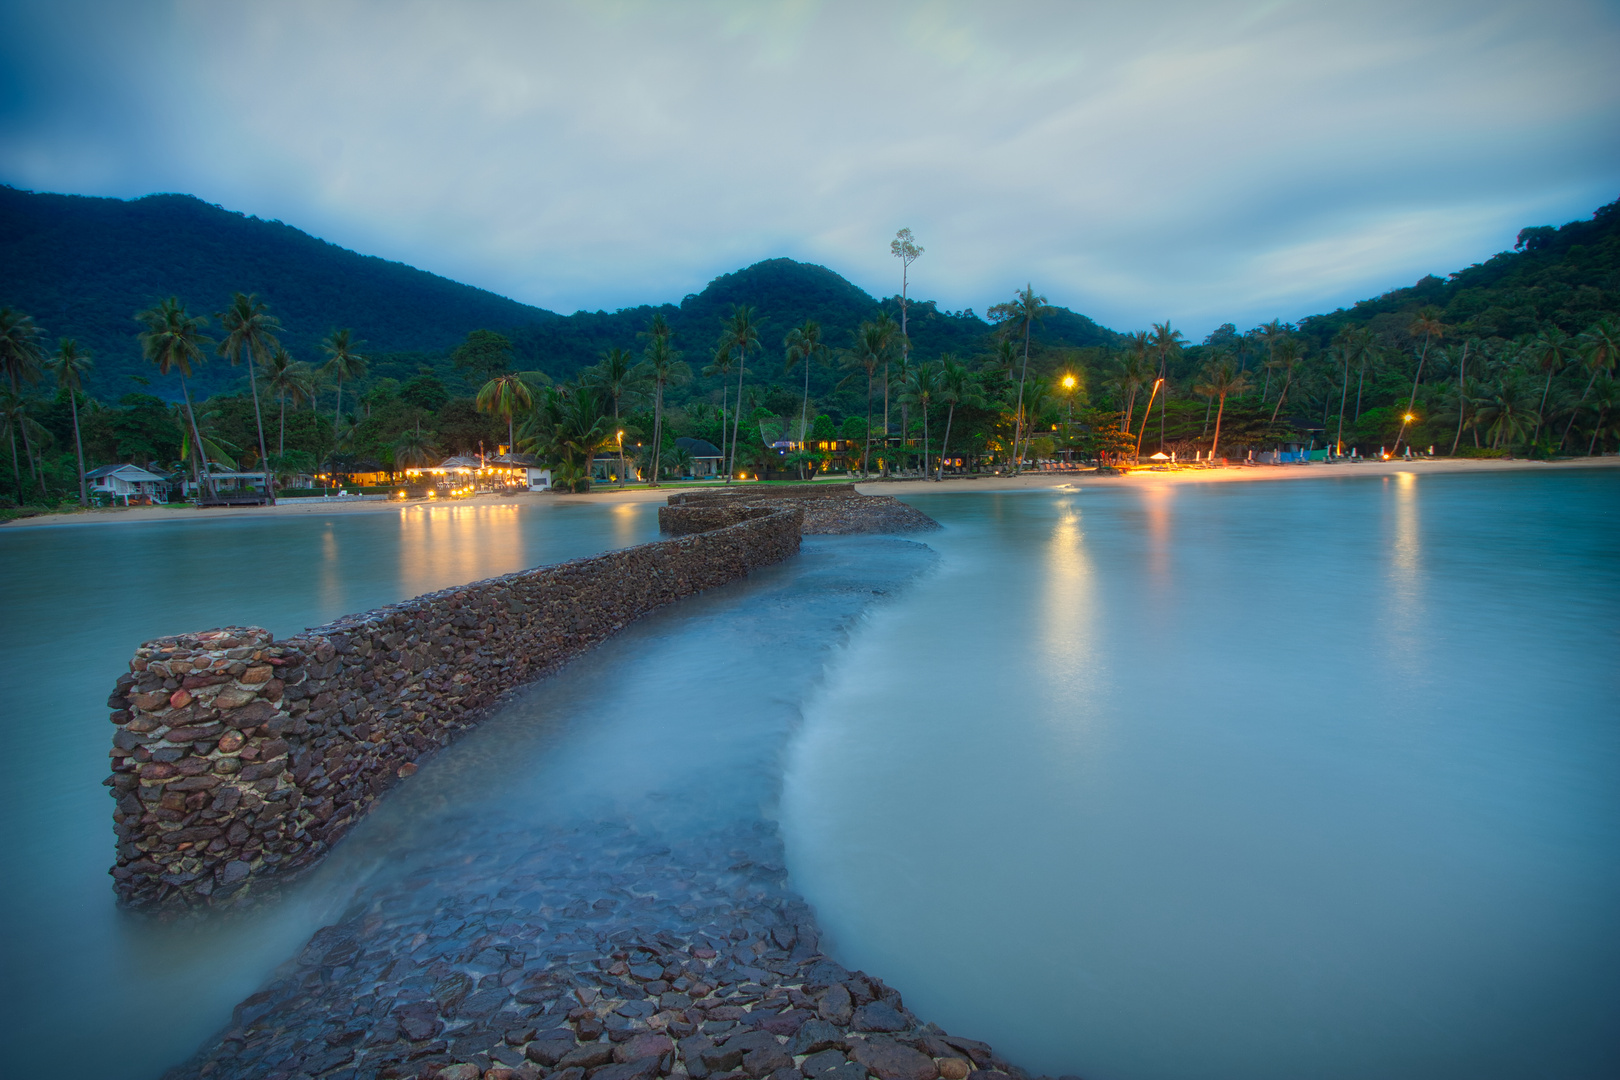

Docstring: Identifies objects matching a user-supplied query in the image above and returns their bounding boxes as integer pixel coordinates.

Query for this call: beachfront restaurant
[402,454,536,494]
[85,463,170,505]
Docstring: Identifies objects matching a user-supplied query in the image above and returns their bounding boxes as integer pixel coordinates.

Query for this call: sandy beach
[4,456,1615,530]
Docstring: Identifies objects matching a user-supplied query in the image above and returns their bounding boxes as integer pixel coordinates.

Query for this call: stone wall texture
[661,486,939,536]
[105,508,803,912]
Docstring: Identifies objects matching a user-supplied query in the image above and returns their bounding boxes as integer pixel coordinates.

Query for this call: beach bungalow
[86,463,170,505]
[674,437,724,478]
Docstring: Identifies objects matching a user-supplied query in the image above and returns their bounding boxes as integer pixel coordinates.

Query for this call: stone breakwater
[660,487,939,537]
[164,802,1057,1080]
[105,508,802,911]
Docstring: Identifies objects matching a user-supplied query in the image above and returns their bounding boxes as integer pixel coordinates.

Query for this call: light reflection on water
[783,471,1620,1080]
[0,499,659,1078]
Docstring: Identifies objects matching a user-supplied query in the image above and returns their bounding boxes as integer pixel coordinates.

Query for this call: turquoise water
[783,471,1620,1079]
[3,473,1617,1080]
[0,500,659,1076]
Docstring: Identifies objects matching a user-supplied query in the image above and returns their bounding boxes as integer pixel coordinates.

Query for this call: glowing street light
[1394,411,1417,456]
[1060,374,1077,467]
[616,429,626,486]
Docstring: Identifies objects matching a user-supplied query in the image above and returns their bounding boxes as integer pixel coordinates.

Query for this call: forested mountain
[0,187,559,397]
[0,186,1116,399]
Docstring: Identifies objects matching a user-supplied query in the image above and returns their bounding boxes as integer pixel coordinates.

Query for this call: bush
[1451,446,1509,458]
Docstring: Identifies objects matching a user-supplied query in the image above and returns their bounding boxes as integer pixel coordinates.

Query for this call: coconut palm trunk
[245,350,272,501]
[69,389,86,505]
[728,354,746,481]
[937,403,955,482]
[1211,391,1229,461]
[1336,354,1350,455]
[1451,342,1470,455]
[179,373,213,499]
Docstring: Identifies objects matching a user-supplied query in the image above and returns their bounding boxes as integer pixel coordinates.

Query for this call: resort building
[85,463,170,505]
[674,437,724,478]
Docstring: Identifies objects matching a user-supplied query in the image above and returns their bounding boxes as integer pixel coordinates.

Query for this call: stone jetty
[659,485,940,537]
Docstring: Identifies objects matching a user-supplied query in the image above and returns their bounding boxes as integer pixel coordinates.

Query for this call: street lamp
[616,429,625,486]
[1061,374,1077,467]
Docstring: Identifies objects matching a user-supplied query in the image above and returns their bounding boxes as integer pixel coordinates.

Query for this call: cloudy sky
[3,0,1618,336]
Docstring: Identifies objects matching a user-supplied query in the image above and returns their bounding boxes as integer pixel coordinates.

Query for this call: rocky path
[159,537,1059,1080]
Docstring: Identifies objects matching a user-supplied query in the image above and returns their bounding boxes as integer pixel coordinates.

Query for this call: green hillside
[0,186,1116,401]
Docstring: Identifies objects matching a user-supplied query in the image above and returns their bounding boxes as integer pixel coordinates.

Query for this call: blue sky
[3,0,1618,337]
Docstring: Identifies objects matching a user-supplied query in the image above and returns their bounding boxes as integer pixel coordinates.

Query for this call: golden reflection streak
[319,525,342,612]
[399,504,528,598]
[1384,471,1425,665]
[610,502,641,550]
[1038,498,1106,755]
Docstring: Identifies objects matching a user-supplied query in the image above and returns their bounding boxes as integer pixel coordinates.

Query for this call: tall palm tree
[1561,319,1617,450]
[1341,327,1375,422]
[1443,341,1472,455]
[1116,349,1150,435]
[841,318,896,476]
[217,293,281,502]
[1267,337,1303,424]
[1194,356,1246,462]
[1403,306,1446,428]
[1149,321,1186,451]
[935,355,986,481]
[391,422,437,472]
[638,314,688,486]
[137,298,216,498]
[890,229,923,436]
[264,346,314,455]
[1257,320,1288,401]
[476,373,536,457]
[1524,326,1573,446]
[783,319,827,455]
[1586,375,1619,455]
[0,392,33,495]
[0,308,47,493]
[900,361,939,478]
[702,346,736,469]
[717,306,762,481]
[321,328,367,442]
[586,347,641,484]
[47,340,93,505]
[1329,331,1353,455]
[988,286,1050,473]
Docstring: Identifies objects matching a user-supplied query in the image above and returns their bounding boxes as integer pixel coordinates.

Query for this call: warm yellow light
[1405,414,1415,422]
[1062,375,1076,389]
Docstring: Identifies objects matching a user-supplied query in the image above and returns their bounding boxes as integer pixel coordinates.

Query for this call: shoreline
[4,456,1615,531]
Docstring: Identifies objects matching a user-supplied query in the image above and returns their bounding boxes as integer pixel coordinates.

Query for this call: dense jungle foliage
[1,190,1615,507]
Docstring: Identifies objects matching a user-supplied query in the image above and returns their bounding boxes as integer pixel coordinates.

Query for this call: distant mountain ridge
[0,186,1118,398]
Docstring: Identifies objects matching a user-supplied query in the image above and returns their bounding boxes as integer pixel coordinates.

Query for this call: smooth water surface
[783,471,1620,1080]
[0,499,657,1076]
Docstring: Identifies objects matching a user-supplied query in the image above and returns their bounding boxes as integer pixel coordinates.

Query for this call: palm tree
[1257,320,1288,401]
[1116,349,1151,435]
[716,305,762,481]
[1476,372,1538,450]
[476,373,536,458]
[783,319,827,464]
[1343,327,1375,422]
[47,340,93,505]
[891,229,923,436]
[935,355,986,481]
[1194,356,1246,462]
[841,318,896,476]
[586,347,641,484]
[321,329,367,442]
[988,286,1050,473]
[391,423,437,472]
[1403,307,1446,431]
[1523,326,1574,447]
[638,314,688,486]
[0,392,33,495]
[900,361,939,478]
[531,384,612,492]
[264,346,314,455]
[0,308,47,494]
[137,298,216,498]
[217,293,281,502]
[1443,341,1473,455]
[1586,375,1619,455]
[1149,321,1186,451]
[701,346,736,469]
[1267,337,1304,423]
[1561,319,1618,450]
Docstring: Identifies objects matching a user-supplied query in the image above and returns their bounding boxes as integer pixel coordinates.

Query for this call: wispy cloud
[3,0,1617,335]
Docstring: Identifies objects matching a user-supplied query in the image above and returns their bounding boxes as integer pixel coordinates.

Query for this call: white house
[85,464,169,505]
